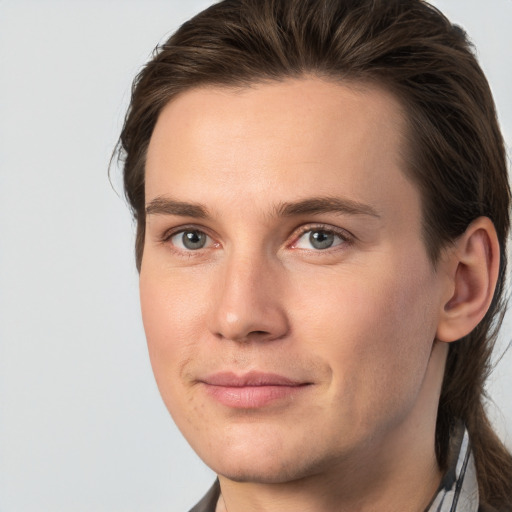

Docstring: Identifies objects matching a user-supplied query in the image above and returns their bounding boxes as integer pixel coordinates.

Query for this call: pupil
[310,230,334,250]
[183,231,206,249]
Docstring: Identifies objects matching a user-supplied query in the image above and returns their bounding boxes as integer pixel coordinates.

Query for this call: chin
[204,443,331,485]
[216,463,311,485]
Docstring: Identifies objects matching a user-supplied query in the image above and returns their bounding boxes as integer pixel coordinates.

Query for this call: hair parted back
[118,0,511,506]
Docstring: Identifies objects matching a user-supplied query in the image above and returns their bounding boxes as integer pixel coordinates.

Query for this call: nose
[207,251,289,343]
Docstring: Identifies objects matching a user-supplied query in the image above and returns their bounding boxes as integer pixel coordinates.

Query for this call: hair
[117,0,512,507]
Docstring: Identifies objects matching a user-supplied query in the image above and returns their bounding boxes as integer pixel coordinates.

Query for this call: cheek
[139,269,206,394]
[291,257,439,413]
[139,269,221,441]
[295,261,435,344]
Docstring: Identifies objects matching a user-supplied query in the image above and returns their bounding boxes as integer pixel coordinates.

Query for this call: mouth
[199,371,312,409]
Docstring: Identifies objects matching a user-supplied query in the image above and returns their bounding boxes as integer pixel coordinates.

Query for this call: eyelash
[290,224,354,251]
[161,225,217,254]
[160,223,354,254]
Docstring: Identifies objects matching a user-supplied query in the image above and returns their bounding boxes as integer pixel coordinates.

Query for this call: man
[117,0,512,510]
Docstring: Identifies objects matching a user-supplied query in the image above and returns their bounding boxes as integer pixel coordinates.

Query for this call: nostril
[222,330,274,343]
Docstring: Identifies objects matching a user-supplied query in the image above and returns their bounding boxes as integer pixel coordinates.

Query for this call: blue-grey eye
[171,230,209,250]
[309,230,335,249]
[294,229,345,250]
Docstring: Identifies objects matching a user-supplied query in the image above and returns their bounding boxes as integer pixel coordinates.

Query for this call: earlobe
[436,217,500,343]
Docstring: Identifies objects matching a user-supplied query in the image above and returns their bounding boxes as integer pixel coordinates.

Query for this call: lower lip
[202,384,309,408]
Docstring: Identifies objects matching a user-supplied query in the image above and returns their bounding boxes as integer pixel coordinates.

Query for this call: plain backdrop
[0,1,511,511]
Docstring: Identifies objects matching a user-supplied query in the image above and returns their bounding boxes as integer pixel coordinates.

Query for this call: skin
[140,78,498,512]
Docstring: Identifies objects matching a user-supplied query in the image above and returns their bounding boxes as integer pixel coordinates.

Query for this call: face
[141,78,448,483]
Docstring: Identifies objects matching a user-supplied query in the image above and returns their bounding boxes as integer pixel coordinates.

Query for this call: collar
[426,424,479,512]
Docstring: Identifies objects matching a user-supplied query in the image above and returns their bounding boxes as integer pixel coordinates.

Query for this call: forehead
[145,78,418,224]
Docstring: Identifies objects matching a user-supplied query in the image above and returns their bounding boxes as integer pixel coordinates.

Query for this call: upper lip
[200,371,308,387]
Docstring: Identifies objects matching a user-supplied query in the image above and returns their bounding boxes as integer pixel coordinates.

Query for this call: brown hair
[118,0,512,506]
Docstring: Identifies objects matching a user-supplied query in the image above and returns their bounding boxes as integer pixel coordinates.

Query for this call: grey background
[0,1,510,511]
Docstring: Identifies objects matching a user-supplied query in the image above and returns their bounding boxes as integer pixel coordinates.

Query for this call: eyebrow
[275,196,381,219]
[145,195,380,219]
[146,197,208,218]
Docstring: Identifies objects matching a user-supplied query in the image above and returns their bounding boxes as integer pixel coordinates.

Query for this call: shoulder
[188,480,220,512]
[479,503,512,512]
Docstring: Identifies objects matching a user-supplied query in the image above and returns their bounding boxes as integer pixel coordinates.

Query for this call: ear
[436,217,500,343]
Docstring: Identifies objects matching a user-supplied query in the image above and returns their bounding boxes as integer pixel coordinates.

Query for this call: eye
[169,229,211,250]
[293,228,347,250]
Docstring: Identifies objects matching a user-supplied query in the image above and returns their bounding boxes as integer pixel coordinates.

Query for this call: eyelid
[288,223,354,249]
[161,224,219,250]
[162,223,210,239]
[158,222,354,252]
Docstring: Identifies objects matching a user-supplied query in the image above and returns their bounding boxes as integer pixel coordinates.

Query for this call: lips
[199,371,311,408]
